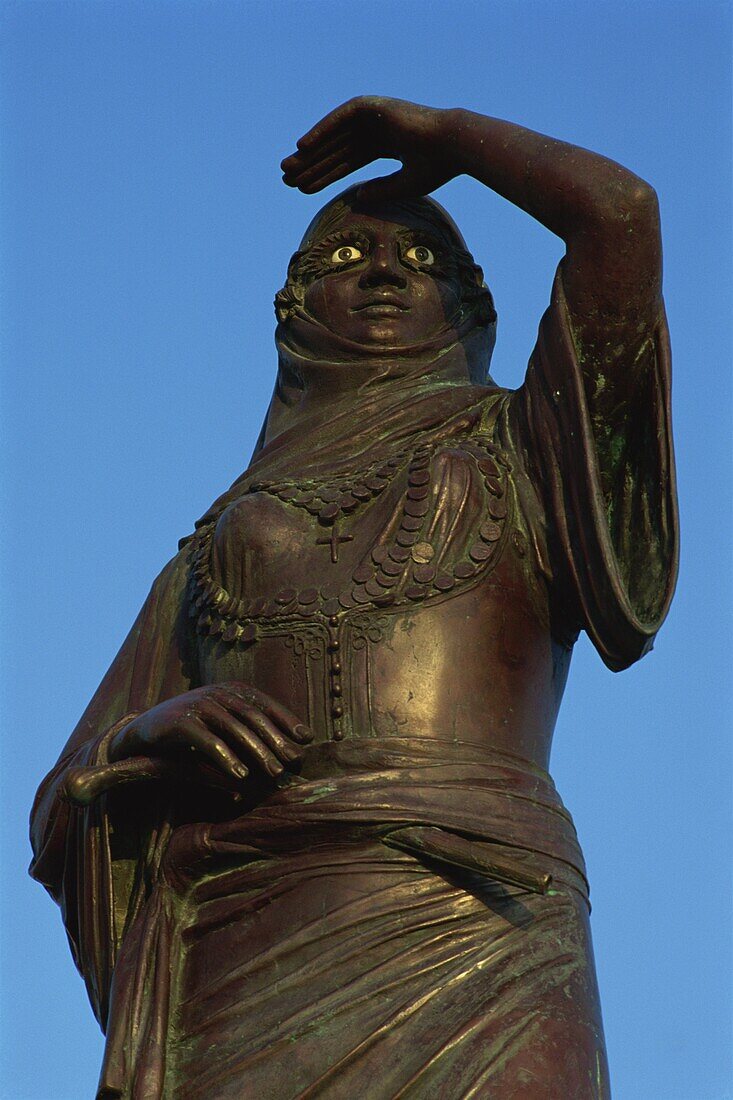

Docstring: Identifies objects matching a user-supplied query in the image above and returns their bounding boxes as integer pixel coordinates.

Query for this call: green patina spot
[302,784,338,803]
[608,431,625,466]
[596,1049,605,1098]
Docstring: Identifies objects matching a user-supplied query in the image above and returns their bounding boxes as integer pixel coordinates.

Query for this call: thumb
[356,166,419,204]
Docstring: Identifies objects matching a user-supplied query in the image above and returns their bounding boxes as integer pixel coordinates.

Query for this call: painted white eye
[405,245,435,265]
[331,244,364,264]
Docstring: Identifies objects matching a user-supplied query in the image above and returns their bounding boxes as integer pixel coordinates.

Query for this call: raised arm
[283,98,677,670]
[282,96,662,402]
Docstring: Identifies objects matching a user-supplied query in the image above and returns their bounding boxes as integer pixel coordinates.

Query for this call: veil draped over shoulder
[190,190,500,526]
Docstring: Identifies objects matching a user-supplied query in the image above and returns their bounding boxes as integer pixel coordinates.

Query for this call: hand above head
[281,96,459,204]
[281,95,662,372]
[106,682,313,785]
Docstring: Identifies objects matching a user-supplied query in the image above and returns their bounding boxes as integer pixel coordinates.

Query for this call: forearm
[443,109,657,245]
[442,108,662,355]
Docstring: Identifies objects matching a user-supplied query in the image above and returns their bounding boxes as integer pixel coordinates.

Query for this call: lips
[352,297,409,314]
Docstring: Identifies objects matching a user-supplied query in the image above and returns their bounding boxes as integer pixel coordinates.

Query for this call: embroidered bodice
[186,431,570,769]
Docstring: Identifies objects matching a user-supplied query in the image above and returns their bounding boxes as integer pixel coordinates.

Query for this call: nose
[358,243,407,290]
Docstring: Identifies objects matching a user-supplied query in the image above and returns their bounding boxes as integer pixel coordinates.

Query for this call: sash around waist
[163,737,587,896]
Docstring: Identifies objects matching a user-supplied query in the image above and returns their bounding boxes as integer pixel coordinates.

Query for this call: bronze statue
[30,98,678,1098]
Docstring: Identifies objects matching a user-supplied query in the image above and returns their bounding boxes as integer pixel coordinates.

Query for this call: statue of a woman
[31,98,678,1098]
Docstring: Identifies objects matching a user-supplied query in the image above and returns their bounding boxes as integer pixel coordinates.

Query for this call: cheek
[303,279,352,323]
[441,278,463,314]
[303,282,326,319]
[414,279,460,320]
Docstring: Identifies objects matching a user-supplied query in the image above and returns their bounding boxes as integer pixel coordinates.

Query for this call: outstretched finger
[295,98,368,151]
[283,142,362,189]
[173,716,249,781]
[281,131,355,177]
[298,162,360,195]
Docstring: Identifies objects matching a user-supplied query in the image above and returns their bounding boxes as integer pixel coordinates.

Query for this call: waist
[198,616,567,772]
[164,737,587,895]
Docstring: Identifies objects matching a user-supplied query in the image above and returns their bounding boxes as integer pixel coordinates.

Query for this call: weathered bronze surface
[30,98,678,1097]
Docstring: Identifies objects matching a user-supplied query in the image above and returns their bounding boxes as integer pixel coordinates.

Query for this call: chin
[358,325,406,346]
[351,321,434,347]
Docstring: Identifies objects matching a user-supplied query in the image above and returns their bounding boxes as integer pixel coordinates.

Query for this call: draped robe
[30,267,678,1099]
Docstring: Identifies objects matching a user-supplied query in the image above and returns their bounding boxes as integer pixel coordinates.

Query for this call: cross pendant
[316,521,354,564]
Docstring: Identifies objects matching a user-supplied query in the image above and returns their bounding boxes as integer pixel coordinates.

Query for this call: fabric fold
[511,268,678,669]
[29,239,676,1097]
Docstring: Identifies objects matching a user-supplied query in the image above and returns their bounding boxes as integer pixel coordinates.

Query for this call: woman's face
[300,207,464,347]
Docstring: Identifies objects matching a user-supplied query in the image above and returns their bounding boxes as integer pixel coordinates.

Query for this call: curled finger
[223,686,313,744]
[201,699,288,779]
[235,703,304,767]
[173,715,249,781]
[202,698,299,774]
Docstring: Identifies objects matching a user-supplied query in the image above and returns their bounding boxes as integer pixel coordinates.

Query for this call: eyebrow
[311,224,448,253]
[309,224,373,249]
[394,226,447,251]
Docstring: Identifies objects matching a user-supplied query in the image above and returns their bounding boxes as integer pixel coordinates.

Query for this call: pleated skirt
[99,741,609,1099]
[165,831,608,1098]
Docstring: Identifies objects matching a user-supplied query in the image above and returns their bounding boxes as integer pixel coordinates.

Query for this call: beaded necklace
[188,433,512,644]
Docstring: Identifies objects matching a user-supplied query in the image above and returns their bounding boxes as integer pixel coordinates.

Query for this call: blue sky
[1,2,731,1097]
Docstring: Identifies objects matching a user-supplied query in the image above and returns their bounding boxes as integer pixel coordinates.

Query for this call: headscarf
[191,189,502,531]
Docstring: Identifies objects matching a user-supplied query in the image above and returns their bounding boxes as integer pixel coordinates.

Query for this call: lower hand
[107,683,313,785]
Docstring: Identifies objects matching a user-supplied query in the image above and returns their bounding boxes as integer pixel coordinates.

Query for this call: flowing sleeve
[509,266,679,671]
[28,549,194,1029]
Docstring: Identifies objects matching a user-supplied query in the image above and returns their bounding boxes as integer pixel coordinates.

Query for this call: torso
[187,430,571,771]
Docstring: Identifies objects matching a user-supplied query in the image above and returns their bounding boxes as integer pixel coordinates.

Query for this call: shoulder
[142,547,192,620]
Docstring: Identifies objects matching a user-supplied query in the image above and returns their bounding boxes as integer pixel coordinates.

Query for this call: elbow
[572,175,661,260]
[570,162,659,227]
[625,179,660,222]
[602,176,661,233]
